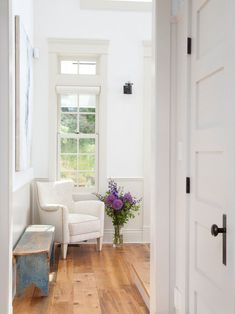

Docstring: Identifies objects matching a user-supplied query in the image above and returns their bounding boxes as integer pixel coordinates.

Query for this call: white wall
[33,0,151,241]
[0,1,13,312]
[12,0,34,246]
[33,0,151,179]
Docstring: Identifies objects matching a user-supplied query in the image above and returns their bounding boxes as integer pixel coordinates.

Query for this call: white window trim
[151,0,174,313]
[80,0,152,12]
[57,89,99,193]
[48,38,109,193]
[143,40,152,244]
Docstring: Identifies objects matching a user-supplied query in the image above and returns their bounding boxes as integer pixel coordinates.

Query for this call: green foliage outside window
[60,110,96,187]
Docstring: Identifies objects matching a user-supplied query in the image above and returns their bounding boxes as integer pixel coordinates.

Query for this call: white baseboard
[103,228,150,243]
[143,225,150,243]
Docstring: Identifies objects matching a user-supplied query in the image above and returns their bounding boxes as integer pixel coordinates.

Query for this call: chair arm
[73,200,105,235]
[38,204,69,244]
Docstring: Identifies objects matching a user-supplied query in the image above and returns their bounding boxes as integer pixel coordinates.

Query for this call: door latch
[211,214,227,265]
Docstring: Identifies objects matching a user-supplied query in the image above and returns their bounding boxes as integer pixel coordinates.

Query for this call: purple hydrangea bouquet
[95,179,141,247]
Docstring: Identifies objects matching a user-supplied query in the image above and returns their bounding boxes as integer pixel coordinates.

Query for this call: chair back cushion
[36,180,75,211]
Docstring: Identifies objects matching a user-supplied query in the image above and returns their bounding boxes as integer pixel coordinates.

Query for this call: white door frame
[170,2,191,313]
[150,0,174,313]
[0,0,13,313]
[0,0,176,313]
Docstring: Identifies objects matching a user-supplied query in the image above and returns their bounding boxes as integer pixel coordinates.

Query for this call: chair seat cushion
[68,213,101,236]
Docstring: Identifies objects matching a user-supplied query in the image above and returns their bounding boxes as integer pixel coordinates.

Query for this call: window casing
[56,56,100,192]
[57,86,99,191]
[59,57,98,75]
[48,39,108,193]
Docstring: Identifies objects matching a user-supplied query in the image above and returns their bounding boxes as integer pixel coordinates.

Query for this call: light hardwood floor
[131,261,150,309]
[13,244,150,314]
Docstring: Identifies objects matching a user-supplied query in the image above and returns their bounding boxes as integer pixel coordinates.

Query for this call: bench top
[13,225,55,256]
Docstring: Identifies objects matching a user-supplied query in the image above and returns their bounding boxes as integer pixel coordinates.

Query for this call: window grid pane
[59,136,97,188]
[61,113,78,133]
[61,171,78,184]
[59,89,98,189]
[78,172,95,188]
[60,138,77,154]
[78,154,95,171]
[61,60,78,74]
[61,94,78,112]
[60,155,77,171]
[79,61,96,75]
[60,60,97,75]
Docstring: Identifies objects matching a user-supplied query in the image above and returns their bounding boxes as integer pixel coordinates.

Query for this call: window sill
[73,192,98,202]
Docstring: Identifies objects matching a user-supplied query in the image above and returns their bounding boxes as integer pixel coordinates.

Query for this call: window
[48,39,108,192]
[60,58,97,75]
[57,87,99,190]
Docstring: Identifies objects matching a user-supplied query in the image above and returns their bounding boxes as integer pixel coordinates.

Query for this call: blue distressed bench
[13,225,55,296]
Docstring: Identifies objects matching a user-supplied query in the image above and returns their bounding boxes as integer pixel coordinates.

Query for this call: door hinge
[186,177,190,194]
[187,37,192,55]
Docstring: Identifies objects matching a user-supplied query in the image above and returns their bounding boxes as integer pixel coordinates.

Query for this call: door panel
[195,151,225,207]
[197,0,224,58]
[194,292,214,314]
[195,220,227,287]
[196,68,224,129]
[190,0,235,313]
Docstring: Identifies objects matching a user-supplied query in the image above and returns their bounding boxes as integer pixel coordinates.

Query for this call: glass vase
[113,225,123,248]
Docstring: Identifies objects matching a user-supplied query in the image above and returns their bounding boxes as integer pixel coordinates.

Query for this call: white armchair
[36,180,104,259]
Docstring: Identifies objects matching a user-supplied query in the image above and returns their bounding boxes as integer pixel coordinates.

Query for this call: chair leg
[61,243,68,259]
[97,237,103,252]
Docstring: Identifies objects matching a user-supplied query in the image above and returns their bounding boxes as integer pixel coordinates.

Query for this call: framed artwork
[15,15,33,171]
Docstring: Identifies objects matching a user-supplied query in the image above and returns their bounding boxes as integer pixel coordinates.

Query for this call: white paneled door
[189,0,235,313]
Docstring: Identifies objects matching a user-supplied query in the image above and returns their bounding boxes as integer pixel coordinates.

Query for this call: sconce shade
[123,82,133,94]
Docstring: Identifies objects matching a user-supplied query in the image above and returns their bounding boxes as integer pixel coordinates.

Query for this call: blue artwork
[15,15,33,171]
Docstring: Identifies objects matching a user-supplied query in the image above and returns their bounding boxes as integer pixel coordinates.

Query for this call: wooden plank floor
[131,261,150,310]
[132,262,150,297]
[13,244,150,314]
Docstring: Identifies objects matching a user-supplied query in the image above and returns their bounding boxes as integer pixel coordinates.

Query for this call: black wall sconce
[123,82,133,94]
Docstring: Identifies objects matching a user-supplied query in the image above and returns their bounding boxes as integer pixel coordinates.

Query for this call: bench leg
[61,243,68,259]
[50,242,56,267]
[16,253,49,297]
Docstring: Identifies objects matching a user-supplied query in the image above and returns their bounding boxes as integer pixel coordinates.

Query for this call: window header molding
[80,0,152,12]
[48,38,110,55]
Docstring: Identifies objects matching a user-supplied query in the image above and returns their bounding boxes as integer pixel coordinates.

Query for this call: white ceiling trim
[48,38,110,55]
[80,0,152,12]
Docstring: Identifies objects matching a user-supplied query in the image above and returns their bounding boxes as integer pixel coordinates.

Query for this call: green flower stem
[113,225,123,248]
